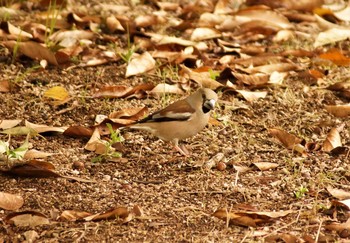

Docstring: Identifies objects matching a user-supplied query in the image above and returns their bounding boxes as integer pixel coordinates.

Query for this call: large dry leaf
[23,149,54,160]
[0,119,22,129]
[25,120,67,133]
[84,128,106,153]
[60,205,138,223]
[252,162,279,171]
[0,192,24,210]
[149,83,185,96]
[109,107,148,120]
[323,126,343,152]
[333,2,350,21]
[213,208,293,227]
[59,210,92,221]
[198,13,226,27]
[43,86,70,105]
[325,218,350,236]
[314,28,350,47]
[93,84,154,99]
[222,9,292,30]
[326,104,350,117]
[125,52,156,77]
[246,0,323,11]
[328,81,350,99]
[148,33,197,46]
[190,27,221,41]
[63,125,94,138]
[1,160,94,183]
[241,63,298,75]
[236,90,267,102]
[318,49,350,66]
[0,21,33,39]
[5,211,49,227]
[84,206,129,221]
[269,128,304,150]
[2,160,61,178]
[50,30,95,48]
[232,72,269,87]
[43,86,69,101]
[2,41,58,65]
[0,126,38,136]
[180,65,223,89]
[327,187,350,200]
[106,15,125,32]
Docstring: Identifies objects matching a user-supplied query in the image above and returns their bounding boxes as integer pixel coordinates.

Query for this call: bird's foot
[174,144,190,157]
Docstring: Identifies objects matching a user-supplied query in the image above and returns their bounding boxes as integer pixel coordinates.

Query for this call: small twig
[234,170,239,187]
[239,229,251,243]
[315,219,323,242]
[133,180,164,184]
[137,144,144,163]
[180,190,227,194]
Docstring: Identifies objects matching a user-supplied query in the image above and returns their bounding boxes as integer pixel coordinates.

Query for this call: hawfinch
[128,88,218,156]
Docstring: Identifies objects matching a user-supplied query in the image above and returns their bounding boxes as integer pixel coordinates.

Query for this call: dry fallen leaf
[323,126,343,152]
[63,125,94,138]
[25,120,67,134]
[59,210,92,221]
[190,27,221,41]
[314,28,350,48]
[43,86,70,105]
[318,49,350,66]
[149,83,185,96]
[125,52,156,77]
[0,192,24,210]
[236,90,267,102]
[213,208,293,227]
[269,128,303,150]
[84,128,110,154]
[325,218,350,238]
[1,160,61,178]
[2,40,58,65]
[23,149,54,160]
[85,206,129,221]
[93,84,154,99]
[5,211,50,227]
[109,107,148,121]
[328,81,350,99]
[326,104,350,117]
[327,187,350,200]
[0,119,22,129]
[180,65,223,89]
[252,162,279,171]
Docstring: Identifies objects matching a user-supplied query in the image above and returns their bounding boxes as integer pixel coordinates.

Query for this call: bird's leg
[172,139,189,156]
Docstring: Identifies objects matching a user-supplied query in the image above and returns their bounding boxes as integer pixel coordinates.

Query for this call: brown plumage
[128,88,218,156]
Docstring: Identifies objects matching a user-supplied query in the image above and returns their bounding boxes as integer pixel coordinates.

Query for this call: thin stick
[315,219,322,242]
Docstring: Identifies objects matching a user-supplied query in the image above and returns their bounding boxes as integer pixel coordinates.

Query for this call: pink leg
[172,139,189,156]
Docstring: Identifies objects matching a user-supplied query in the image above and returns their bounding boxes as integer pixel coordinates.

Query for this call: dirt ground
[1,1,350,242]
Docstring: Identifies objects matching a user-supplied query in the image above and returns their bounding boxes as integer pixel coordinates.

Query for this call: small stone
[217,162,227,171]
[103,175,111,181]
[72,161,85,170]
[23,230,39,243]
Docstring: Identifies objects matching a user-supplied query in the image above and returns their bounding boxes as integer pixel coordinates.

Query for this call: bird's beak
[204,99,216,111]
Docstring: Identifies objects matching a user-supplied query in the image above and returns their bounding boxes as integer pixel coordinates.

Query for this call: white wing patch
[153,111,192,120]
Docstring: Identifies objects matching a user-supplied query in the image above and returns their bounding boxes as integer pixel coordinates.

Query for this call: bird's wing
[138,99,195,123]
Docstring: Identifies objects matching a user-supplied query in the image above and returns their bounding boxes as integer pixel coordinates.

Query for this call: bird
[127,88,218,156]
